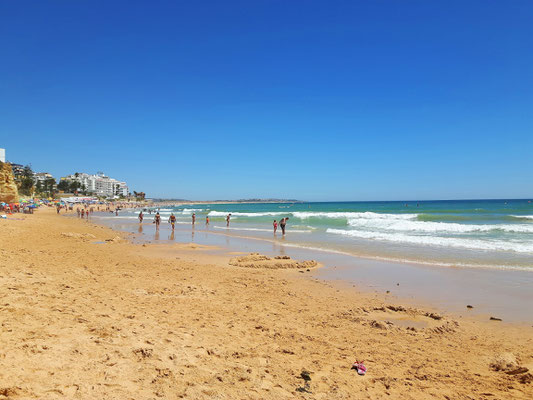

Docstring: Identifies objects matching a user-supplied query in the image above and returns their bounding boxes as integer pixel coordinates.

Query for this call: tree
[57,180,70,192]
[44,178,56,197]
[69,181,81,193]
[23,165,33,179]
[18,164,35,196]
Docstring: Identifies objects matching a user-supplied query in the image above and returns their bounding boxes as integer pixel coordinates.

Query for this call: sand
[1,208,532,399]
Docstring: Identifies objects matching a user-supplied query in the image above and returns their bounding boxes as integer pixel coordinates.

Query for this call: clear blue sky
[1,1,532,201]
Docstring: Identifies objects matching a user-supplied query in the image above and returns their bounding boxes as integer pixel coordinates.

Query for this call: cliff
[0,162,19,203]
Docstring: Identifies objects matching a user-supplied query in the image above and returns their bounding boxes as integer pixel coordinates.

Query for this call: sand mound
[229,253,318,269]
[61,232,96,240]
[490,352,519,371]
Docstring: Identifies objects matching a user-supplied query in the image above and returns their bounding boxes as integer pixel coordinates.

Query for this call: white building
[33,172,57,191]
[33,172,55,183]
[0,148,5,163]
[61,172,129,198]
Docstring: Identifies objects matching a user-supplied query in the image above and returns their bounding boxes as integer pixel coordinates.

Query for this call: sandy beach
[1,208,532,399]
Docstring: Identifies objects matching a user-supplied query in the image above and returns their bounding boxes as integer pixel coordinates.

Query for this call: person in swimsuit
[192,213,196,225]
[206,216,209,226]
[154,212,161,229]
[226,213,231,227]
[81,209,85,218]
[279,217,289,235]
[273,220,278,234]
[169,213,176,230]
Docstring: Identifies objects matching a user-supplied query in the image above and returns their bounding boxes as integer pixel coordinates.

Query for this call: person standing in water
[226,213,231,227]
[169,213,176,230]
[138,211,144,223]
[206,216,209,226]
[154,212,161,229]
[273,219,278,234]
[192,213,196,225]
[279,217,289,235]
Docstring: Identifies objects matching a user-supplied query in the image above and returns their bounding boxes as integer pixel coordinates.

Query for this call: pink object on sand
[352,361,367,375]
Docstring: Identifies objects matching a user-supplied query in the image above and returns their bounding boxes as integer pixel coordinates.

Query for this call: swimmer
[154,212,161,229]
[169,213,176,230]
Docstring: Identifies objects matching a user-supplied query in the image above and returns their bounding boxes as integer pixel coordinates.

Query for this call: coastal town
[0,148,145,209]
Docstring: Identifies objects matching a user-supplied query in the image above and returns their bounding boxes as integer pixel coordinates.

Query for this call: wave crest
[326,228,533,253]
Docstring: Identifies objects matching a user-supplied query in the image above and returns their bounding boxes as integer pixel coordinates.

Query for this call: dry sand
[1,208,532,399]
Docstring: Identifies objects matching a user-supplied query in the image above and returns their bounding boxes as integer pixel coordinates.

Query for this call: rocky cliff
[0,162,19,203]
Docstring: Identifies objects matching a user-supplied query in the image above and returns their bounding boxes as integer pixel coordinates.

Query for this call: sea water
[118,199,533,270]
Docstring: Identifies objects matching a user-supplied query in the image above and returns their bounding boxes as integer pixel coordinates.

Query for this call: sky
[1,1,532,201]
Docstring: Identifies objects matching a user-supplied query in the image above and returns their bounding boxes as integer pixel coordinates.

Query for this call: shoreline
[131,200,533,272]
[1,208,532,398]
[93,213,533,324]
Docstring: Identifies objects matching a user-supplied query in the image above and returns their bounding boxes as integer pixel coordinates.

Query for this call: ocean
[114,199,533,270]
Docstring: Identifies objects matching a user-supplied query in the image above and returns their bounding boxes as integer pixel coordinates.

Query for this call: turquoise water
[119,200,533,270]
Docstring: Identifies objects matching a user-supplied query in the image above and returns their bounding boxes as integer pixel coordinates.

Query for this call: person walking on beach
[154,212,161,229]
[279,217,289,235]
[192,213,196,225]
[273,219,278,234]
[206,216,209,226]
[138,211,144,223]
[169,213,176,230]
[226,213,231,227]
[77,208,80,218]
[81,209,85,219]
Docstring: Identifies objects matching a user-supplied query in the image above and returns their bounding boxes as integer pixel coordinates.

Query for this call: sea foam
[326,228,533,253]
[208,211,286,217]
[346,217,533,234]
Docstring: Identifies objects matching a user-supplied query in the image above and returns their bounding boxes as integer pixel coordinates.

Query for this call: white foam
[511,215,533,220]
[292,211,418,220]
[208,210,418,221]
[326,228,533,253]
[208,211,286,217]
[181,208,203,214]
[346,218,533,234]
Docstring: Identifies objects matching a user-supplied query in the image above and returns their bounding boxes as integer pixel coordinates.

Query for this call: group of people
[1,203,22,213]
[273,217,289,235]
[76,206,94,219]
[138,211,289,235]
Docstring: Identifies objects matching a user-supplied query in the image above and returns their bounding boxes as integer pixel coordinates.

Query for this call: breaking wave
[326,229,533,253]
[346,218,533,234]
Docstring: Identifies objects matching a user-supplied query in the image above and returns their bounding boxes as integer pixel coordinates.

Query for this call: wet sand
[98,215,533,323]
[1,208,532,399]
